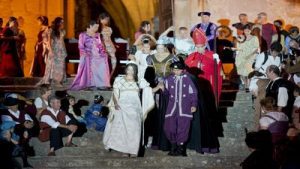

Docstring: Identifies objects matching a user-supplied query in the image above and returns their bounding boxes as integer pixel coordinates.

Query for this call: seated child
[84,95,107,132]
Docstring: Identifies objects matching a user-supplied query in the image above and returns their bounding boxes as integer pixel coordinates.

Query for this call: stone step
[0,77,73,85]
[220,90,237,101]
[27,155,244,169]
[232,100,252,107]
[222,121,255,132]
[222,131,247,139]
[24,167,238,169]
[235,92,252,101]
[227,106,254,115]
[225,113,255,123]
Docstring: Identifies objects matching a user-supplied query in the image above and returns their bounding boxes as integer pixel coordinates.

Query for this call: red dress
[30,29,49,77]
[185,51,222,102]
[0,27,24,77]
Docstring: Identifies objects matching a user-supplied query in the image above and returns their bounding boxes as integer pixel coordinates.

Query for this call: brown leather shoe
[47,151,56,156]
[65,142,78,147]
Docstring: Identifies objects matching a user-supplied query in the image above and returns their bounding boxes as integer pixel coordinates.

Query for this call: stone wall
[175,0,300,31]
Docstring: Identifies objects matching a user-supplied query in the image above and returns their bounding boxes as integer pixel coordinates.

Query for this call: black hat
[198,12,211,16]
[170,61,185,70]
[3,97,19,106]
[94,95,104,103]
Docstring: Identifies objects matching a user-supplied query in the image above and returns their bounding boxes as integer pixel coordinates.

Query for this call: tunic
[164,73,198,144]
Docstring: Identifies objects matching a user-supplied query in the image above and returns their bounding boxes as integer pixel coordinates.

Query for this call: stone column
[64,0,75,38]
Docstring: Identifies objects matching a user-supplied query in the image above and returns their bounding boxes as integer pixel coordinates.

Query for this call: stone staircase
[1,77,256,169]
[25,91,255,169]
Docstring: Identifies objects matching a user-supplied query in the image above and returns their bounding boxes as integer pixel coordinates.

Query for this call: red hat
[192,28,207,45]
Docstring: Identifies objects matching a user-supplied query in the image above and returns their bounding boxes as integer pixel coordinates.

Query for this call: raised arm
[159,26,175,38]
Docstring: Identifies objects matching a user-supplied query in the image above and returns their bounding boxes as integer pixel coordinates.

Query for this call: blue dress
[84,104,107,132]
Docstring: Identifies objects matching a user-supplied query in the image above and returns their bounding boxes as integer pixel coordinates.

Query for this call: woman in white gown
[103,63,163,156]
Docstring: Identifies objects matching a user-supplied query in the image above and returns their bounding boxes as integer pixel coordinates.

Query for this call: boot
[177,144,187,157]
[167,144,178,156]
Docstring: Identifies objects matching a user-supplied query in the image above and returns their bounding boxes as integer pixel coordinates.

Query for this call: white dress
[103,76,154,155]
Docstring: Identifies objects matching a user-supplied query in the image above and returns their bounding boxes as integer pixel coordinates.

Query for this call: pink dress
[69,32,110,90]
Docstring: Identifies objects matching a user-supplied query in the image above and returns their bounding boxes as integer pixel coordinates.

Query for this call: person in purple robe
[163,61,198,156]
[69,20,110,90]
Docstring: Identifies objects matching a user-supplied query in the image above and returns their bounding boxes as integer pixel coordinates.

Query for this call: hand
[93,111,100,116]
[24,121,34,129]
[23,131,29,139]
[158,82,165,91]
[68,125,78,133]
[168,26,175,31]
[191,107,197,113]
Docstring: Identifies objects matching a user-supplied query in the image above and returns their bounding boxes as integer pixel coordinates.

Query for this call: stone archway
[75,0,159,42]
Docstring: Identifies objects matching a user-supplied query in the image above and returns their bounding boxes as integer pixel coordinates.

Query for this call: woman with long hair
[30,16,50,77]
[0,16,24,77]
[103,63,162,157]
[99,13,117,77]
[233,24,260,90]
[70,20,110,90]
[38,17,67,87]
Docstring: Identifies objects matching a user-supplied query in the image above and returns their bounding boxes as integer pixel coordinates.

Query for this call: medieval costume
[1,98,33,125]
[1,97,35,160]
[30,27,50,77]
[163,61,198,156]
[39,107,77,151]
[103,76,154,156]
[185,28,223,101]
[70,32,110,90]
[84,95,107,132]
[191,12,217,51]
[265,78,295,121]
[261,23,277,50]
[235,35,259,77]
[187,74,221,153]
[134,49,155,80]
[101,27,117,76]
[0,26,24,77]
[14,27,26,71]
[38,29,67,86]
[145,44,178,150]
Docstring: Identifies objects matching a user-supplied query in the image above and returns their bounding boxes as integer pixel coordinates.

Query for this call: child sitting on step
[84,95,108,132]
